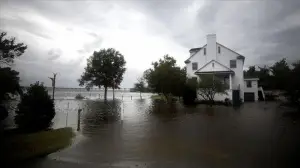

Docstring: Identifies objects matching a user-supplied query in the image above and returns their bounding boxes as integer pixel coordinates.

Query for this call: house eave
[195,71,235,75]
[244,78,259,81]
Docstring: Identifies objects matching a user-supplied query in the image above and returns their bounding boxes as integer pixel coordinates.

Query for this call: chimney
[206,34,217,60]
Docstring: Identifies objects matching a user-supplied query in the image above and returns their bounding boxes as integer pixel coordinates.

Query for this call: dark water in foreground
[24,99,299,168]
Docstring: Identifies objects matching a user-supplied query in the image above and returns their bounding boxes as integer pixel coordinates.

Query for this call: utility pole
[49,73,57,101]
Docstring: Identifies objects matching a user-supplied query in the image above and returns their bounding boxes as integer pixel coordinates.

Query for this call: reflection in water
[81,100,121,136]
[48,100,299,168]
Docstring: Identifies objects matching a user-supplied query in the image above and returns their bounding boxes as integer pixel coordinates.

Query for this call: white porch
[194,60,237,101]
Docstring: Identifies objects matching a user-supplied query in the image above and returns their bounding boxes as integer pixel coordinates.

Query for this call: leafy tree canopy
[143,55,186,98]
[78,48,126,100]
[0,67,22,103]
[0,31,27,65]
[15,82,55,132]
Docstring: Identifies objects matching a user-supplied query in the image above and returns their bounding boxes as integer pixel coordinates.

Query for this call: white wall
[185,34,245,101]
[244,80,259,101]
[186,46,207,78]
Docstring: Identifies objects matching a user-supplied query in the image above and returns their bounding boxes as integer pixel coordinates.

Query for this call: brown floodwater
[25,99,300,168]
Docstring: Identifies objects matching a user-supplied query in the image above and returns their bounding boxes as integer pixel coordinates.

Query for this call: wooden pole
[48,73,57,101]
[77,109,82,131]
[66,111,68,127]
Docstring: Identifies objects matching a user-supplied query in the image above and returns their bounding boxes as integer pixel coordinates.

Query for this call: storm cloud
[1,0,299,87]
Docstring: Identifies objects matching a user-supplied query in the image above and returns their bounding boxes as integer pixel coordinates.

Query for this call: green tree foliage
[0,31,27,65]
[143,55,186,99]
[182,78,197,105]
[270,58,291,90]
[0,32,26,121]
[284,61,300,109]
[78,48,126,101]
[15,82,55,132]
[197,74,228,105]
[133,77,146,99]
[0,67,22,103]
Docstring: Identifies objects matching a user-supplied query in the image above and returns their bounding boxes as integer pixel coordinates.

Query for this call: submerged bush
[75,93,84,100]
[183,78,197,105]
[15,82,55,132]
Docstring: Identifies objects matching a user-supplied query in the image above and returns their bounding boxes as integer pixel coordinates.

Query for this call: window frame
[230,60,237,68]
[192,62,198,70]
[246,81,252,88]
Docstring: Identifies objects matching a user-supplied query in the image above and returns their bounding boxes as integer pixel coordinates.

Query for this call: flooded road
[30,99,300,168]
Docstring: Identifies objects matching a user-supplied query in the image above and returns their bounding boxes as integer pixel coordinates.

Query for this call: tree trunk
[104,86,107,101]
[113,87,115,100]
[52,86,55,101]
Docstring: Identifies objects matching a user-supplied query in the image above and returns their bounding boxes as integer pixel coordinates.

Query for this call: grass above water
[1,127,75,162]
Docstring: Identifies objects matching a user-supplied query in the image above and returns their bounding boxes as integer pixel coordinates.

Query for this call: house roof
[216,43,245,59]
[184,44,207,64]
[185,42,245,64]
[195,60,234,74]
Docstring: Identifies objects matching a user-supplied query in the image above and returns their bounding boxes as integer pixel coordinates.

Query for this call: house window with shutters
[192,62,198,70]
[230,60,236,68]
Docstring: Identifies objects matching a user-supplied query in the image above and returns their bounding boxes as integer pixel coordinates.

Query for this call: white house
[185,34,259,102]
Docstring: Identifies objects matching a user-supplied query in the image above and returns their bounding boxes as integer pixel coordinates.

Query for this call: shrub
[183,78,197,105]
[75,93,84,100]
[15,82,55,132]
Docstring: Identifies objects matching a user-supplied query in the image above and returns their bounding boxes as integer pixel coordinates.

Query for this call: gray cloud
[47,48,62,61]
[1,0,300,88]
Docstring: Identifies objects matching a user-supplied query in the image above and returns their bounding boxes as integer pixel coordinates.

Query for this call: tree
[182,78,197,105]
[0,32,26,121]
[78,48,126,101]
[270,58,291,90]
[197,74,228,105]
[15,82,55,132]
[244,66,257,78]
[284,60,300,110]
[143,55,186,100]
[0,67,22,103]
[133,77,146,99]
[0,31,27,65]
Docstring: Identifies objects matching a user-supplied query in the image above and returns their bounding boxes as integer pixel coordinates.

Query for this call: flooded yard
[24,99,299,168]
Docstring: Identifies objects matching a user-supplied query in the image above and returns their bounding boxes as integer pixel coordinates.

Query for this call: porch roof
[195,60,234,75]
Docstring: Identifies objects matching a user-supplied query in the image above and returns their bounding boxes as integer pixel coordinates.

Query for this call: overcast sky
[1,0,299,88]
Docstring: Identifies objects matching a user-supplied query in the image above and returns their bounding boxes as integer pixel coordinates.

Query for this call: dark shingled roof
[189,47,201,53]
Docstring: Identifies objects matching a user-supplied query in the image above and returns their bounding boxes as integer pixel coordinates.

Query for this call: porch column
[229,74,232,90]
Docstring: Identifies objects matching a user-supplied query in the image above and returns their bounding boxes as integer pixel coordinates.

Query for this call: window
[212,63,214,68]
[218,46,221,53]
[192,62,198,70]
[246,81,252,88]
[204,48,206,55]
[230,60,236,68]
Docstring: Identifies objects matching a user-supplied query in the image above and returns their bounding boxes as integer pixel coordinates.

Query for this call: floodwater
[28,98,300,168]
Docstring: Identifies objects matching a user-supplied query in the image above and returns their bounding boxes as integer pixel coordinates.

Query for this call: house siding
[185,34,245,102]
[244,80,259,101]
